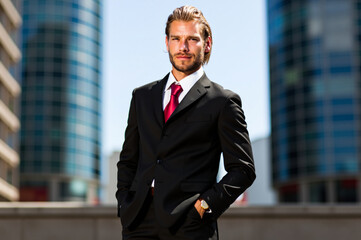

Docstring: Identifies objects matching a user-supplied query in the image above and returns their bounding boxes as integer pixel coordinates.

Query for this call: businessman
[116,5,256,239]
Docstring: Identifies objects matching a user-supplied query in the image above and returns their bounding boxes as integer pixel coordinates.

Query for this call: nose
[179,39,189,52]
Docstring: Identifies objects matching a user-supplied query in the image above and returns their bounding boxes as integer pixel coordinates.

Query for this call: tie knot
[170,83,183,96]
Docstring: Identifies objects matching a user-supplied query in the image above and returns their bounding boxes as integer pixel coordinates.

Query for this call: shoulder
[132,73,169,96]
[134,80,161,92]
[200,75,243,110]
[204,75,241,103]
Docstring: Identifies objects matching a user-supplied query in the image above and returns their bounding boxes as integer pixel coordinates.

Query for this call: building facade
[20,0,102,202]
[0,0,22,201]
[247,137,276,205]
[103,151,118,205]
[268,0,361,203]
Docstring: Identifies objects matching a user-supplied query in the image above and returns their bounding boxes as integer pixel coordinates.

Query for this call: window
[279,184,299,202]
[309,181,327,203]
[336,179,358,203]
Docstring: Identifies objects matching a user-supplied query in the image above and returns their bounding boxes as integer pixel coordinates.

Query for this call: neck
[171,67,201,81]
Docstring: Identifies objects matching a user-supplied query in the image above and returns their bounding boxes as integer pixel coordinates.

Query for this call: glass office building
[268,0,361,203]
[20,0,102,202]
[0,0,22,201]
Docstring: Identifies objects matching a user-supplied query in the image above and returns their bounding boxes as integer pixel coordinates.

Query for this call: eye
[189,37,200,42]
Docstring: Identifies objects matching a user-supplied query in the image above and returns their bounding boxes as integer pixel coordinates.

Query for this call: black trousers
[122,192,218,240]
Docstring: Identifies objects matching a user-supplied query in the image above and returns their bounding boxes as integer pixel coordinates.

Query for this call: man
[117,5,256,239]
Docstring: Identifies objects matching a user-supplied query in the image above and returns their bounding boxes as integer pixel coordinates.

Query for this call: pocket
[188,206,202,221]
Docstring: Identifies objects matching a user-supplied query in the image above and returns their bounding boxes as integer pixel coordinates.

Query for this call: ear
[204,36,212,53]
[165,36,169,52]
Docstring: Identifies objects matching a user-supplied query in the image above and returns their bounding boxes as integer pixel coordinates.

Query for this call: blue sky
[102,0,270,156]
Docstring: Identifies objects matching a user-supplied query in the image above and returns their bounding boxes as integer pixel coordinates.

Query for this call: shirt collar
[165,67,204,92]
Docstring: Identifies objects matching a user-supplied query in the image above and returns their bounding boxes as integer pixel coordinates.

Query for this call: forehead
[168,20,202,36]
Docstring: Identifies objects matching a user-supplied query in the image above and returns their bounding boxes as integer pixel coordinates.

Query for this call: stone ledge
[226,204,361,217]
[0,203,116,217]
[0,204,361,240]
[1,203,361,217]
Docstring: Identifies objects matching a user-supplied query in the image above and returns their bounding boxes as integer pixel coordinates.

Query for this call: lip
[176,55,192,60]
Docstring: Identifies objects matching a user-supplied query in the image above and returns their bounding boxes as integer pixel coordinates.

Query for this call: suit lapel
[152,74,168,126]
[167,74,210,122]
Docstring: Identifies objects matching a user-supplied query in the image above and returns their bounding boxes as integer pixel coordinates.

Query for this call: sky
[102,0,270,157]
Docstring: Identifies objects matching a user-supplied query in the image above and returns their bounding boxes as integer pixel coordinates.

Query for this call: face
[166,20,211,80]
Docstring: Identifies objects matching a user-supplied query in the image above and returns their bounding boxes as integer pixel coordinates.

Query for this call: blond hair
[165,6,212,64]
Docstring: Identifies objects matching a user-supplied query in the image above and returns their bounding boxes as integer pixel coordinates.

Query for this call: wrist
[194,199,208,218]
[200,199,209,211]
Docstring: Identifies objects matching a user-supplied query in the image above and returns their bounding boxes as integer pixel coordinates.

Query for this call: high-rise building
[0,0,22,201]
[20,0,102,202]
[268,0,361,203]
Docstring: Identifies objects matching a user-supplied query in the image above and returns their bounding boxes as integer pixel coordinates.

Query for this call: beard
[168,51,204,74]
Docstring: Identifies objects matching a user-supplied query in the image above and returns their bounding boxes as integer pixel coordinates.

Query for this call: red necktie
[164,83,183,122]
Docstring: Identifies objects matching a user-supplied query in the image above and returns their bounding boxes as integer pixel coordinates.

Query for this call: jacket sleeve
[200,93,256,219]
[116,90,139,216]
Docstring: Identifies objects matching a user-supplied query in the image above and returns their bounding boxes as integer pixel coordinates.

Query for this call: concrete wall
[0,203,361,240]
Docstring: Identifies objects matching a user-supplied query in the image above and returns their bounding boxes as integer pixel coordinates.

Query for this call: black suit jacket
[116,73,256,228]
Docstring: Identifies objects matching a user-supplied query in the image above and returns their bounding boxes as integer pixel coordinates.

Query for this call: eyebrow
[169,34,201,39]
